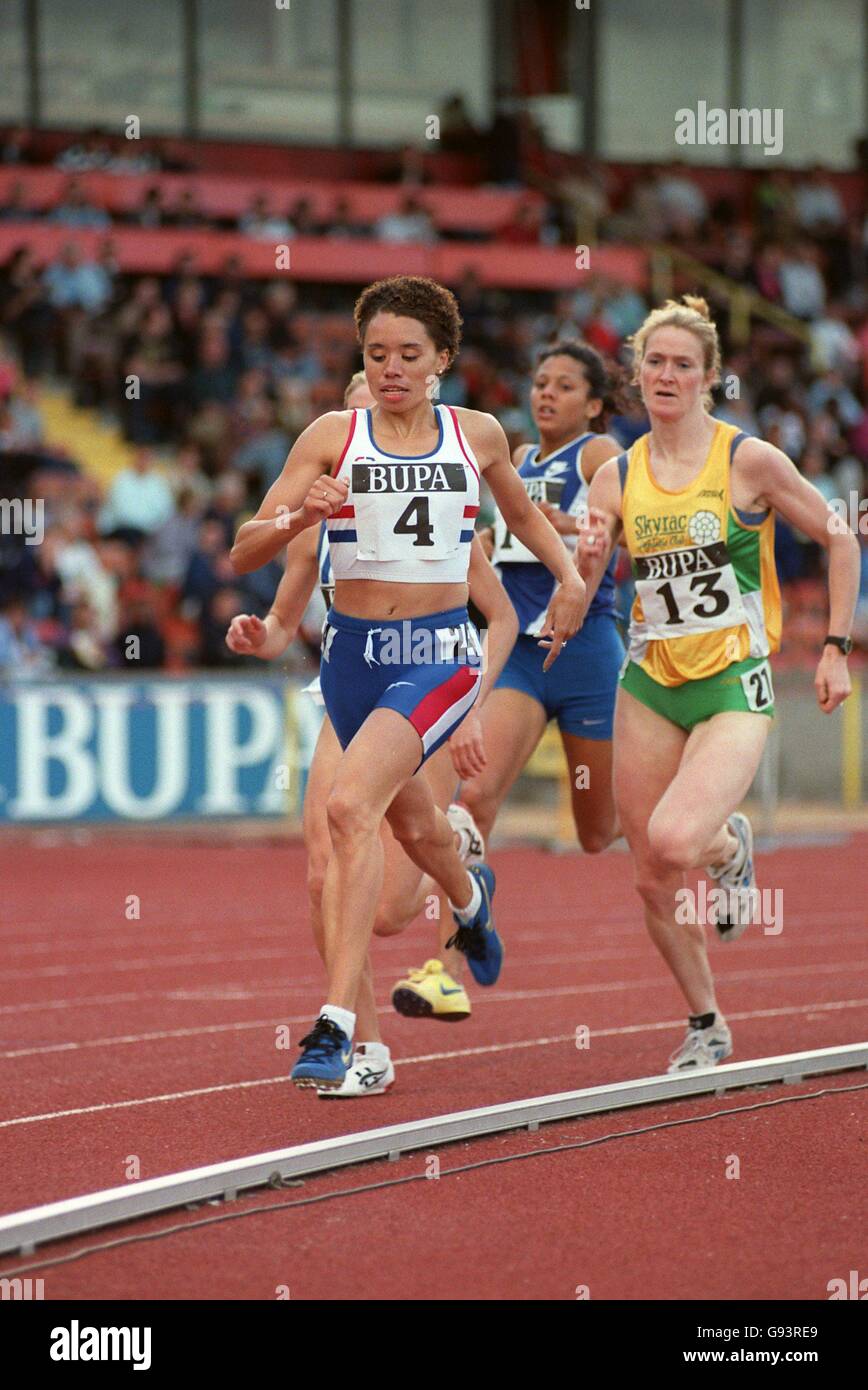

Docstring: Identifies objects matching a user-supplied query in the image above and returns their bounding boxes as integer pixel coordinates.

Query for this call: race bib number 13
[634,543,746,636]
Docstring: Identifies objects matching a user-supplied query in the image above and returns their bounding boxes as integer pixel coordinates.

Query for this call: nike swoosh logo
[439,984,464,996]
[386,681,414,690]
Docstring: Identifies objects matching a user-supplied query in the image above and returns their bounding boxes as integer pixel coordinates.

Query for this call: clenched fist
[290,474,350,531]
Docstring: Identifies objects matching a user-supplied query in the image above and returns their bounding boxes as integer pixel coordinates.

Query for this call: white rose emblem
[688,510,720,545]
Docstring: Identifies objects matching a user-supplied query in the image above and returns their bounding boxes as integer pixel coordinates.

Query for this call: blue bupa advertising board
[0,677,304,823]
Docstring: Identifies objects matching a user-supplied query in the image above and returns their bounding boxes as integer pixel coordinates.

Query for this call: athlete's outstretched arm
[460,410,584,669]
[739,438,860,713]
[448,537,519,779]
[577,457,624,616]
[230,413,350,574]
[226,526,320,660]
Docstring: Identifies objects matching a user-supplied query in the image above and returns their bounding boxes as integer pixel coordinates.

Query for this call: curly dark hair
[535,339,623,433]
[354,275,463,368]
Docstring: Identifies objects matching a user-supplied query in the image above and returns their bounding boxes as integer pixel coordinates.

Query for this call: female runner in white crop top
[232,274,584,1090]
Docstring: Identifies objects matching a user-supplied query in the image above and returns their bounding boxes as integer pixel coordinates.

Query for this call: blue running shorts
[493,610,623,740]
[319,606,482,768]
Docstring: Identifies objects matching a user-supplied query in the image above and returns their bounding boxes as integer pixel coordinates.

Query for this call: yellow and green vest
[620,421,781,686]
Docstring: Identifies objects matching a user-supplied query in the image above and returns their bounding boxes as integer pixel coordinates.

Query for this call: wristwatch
[824,635,853,656]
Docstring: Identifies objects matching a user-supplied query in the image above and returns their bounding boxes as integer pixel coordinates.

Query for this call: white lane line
[2,958,867,1034]
[2,932,285,959]
[398,998,868,1066]
[0,1076,290,1128]
[1,1018,286,1058]
[4,919,866,964]
[2,914,866,983]
[0,938,647,971]
[0,997,865,1129]
[0,908,285,934]
[489,956,868,978]
[3,909,866,958]
[0,991,153,1017]
[0,911,639,947]
[0,948,291,982]
[0,988,278,1016]
[3,965,868,1060]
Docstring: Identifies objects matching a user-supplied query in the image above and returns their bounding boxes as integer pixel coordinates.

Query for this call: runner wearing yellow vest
[579,296,859,1074]
[621,417,781,695]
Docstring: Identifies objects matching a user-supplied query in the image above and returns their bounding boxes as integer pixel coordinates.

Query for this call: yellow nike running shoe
[391,959,471,1022]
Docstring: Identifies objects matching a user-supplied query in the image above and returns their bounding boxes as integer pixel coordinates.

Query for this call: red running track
[1,831,866,1299]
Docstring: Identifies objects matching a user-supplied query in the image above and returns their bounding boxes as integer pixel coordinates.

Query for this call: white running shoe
[667,1017,733,1073]
[706,812,756,943]
[447,802,485,864]
[316,1048,395,1098]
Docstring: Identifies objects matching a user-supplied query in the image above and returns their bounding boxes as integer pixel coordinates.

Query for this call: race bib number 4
[351,460,468,561]
[634,542,746,636]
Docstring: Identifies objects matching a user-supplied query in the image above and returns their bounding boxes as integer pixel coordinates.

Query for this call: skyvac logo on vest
[634,512,689,542]
[352,461,466,493]
[633,510,721,550]
[50,1321,152,1370]
[675,102,783,157]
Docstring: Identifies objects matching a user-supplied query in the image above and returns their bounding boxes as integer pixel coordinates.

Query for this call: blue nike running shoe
[291,1015,353,1090]
[445,862,502,986]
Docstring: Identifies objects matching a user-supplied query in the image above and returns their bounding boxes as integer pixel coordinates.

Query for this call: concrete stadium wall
[768,672,865,803]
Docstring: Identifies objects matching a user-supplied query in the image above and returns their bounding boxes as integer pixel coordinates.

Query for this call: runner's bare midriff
[333,578,469,619]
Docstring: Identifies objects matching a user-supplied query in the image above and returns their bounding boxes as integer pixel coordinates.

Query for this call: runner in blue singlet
[462,342,624,853]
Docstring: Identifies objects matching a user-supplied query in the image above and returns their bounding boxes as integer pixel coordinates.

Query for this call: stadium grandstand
[1,8,866,695]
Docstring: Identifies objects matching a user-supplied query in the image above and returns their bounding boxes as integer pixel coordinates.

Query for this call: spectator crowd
[0,125,866,677]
